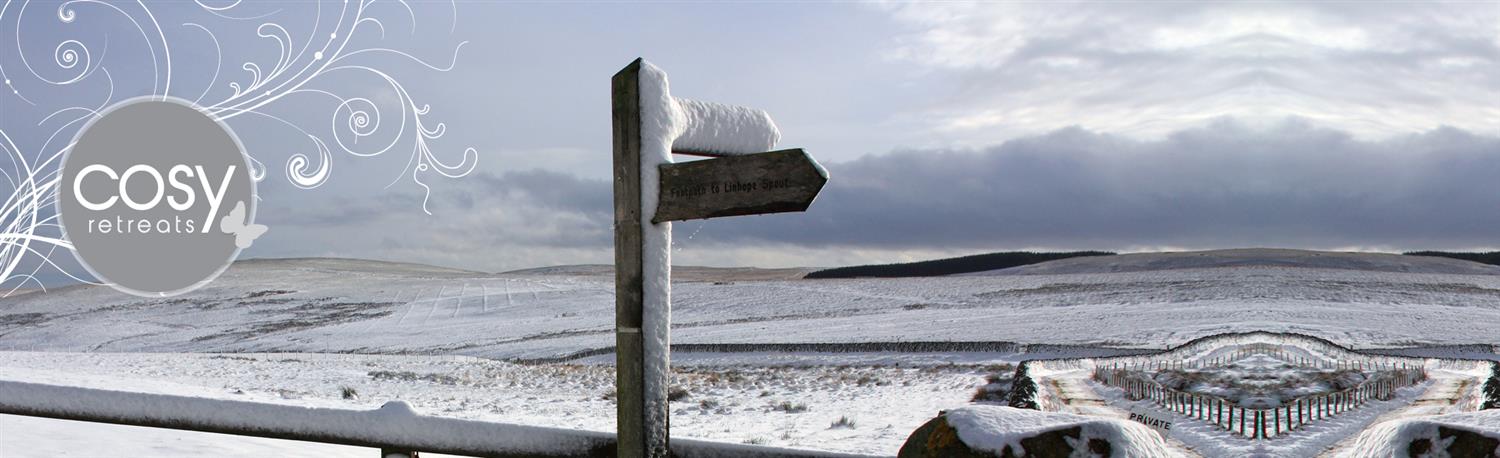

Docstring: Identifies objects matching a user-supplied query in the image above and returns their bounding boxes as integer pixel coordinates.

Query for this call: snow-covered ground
[2,249,1499,456]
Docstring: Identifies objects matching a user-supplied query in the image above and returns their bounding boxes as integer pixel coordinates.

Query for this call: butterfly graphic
[220,201,268,249]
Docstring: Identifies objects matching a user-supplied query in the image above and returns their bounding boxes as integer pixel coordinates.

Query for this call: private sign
[1128,408,1173,437]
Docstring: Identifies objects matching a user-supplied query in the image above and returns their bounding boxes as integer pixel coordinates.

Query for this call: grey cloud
[31,118,1497,276]
[264,120,1500,268]
[242,169,613,271]
[691,120,1500,251]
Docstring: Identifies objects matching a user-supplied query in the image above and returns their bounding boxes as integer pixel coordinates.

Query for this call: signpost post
[612,58,827,457]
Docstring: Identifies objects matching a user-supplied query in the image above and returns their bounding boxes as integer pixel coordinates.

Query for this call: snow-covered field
[5,251,1500,360]
[2,249,1499,456]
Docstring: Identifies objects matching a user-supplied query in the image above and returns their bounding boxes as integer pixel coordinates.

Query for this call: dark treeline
[804,251,1115,279]
[1404,251,1500,266]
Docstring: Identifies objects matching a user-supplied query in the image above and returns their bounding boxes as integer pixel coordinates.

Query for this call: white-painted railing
[0,380,875,458]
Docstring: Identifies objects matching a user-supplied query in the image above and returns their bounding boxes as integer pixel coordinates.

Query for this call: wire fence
[1091,363,1427,439]
[993,330,1500,443]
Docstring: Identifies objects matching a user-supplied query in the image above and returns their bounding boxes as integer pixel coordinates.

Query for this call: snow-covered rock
[900,406,1174,458]
[1342,411,1500,457]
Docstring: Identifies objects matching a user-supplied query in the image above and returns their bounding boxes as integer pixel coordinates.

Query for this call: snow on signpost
[611,58,828,458]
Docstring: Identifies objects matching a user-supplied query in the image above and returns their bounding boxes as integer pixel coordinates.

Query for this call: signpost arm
[612,58,653,458]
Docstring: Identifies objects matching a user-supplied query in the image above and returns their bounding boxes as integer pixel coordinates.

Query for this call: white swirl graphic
[287,136,332,189]
[0,0,478,295]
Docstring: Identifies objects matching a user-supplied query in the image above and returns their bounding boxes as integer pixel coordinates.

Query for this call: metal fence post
[1273,407,1281,436]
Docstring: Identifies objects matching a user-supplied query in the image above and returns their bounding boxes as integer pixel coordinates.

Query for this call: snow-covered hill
[4,250,1500,360]
[972,248,1500,276]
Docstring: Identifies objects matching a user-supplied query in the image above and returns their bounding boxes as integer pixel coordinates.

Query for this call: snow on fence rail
[1091,364,1427,439]
[0,380,875,458]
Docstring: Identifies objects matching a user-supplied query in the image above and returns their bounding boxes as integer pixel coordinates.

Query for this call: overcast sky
[4,1,1500,273]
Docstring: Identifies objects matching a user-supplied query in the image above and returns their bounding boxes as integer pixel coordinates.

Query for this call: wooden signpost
[655,149,827,223]
[612,58,827,457]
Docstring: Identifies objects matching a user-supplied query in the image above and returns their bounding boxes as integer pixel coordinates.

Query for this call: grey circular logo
[59,97,260,297]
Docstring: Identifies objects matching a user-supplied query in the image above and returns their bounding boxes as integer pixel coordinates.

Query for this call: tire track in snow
[450,284,466,319]
[394,288,421,327]
[423,285,445,324]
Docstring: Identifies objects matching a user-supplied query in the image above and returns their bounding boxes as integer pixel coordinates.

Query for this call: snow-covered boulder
[1342,411,1500,457]
[899,406,1173,458]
